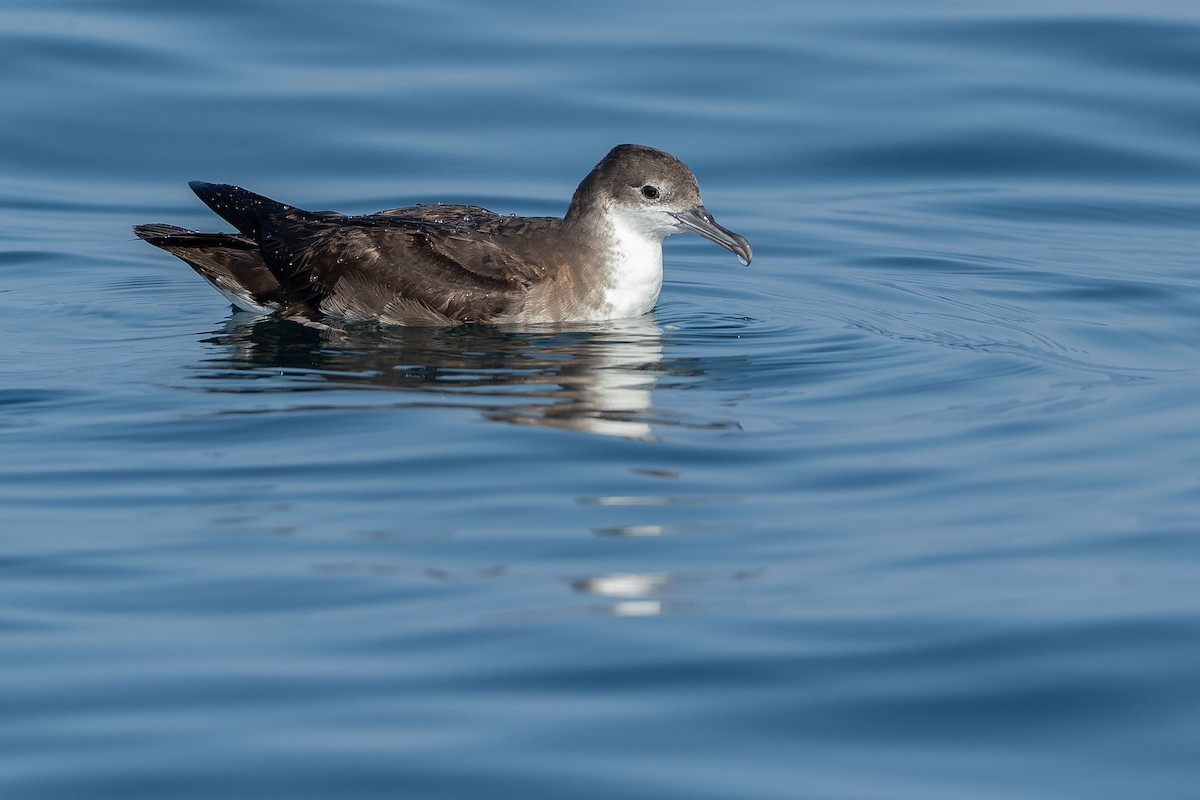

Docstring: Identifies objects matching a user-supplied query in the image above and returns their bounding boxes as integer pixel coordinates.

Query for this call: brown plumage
[134,144,752,326]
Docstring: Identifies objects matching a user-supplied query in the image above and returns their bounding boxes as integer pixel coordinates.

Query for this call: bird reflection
[573,572,671,616]
[568,568,762,616]
[191,313,726,439]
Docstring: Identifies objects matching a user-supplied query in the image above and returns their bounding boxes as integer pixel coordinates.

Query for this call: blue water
[3,0,1200,797]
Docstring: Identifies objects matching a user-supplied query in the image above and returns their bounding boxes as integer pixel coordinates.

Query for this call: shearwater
[134,144,752,326]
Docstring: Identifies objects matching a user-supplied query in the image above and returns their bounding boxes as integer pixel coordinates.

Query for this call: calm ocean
[2,1,1199,797]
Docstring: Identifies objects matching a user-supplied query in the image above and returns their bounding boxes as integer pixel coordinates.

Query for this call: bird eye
[640,185,660,200]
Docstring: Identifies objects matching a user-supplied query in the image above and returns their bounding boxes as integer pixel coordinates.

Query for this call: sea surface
[2,1,1199,797]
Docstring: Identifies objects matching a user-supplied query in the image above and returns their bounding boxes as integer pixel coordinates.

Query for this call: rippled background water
[3,1,1200,797]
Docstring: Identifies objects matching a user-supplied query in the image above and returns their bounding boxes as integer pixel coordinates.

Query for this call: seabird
[134,144,752,325]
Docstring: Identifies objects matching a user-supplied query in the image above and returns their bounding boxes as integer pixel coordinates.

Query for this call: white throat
[595,204,667,320]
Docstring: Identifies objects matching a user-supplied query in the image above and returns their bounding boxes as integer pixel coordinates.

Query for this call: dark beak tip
[671,207,753,267]
[730,234,753,267]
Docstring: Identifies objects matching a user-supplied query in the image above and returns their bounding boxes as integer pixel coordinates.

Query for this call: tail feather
[188,181,295,239]
[134,223,257,249]
[133,223,283,313]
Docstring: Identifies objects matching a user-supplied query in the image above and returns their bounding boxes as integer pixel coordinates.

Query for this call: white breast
[596,205,665,320]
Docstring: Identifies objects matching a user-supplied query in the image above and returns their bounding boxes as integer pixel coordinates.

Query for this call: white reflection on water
[191,313,745,439]
[572,572,672,617]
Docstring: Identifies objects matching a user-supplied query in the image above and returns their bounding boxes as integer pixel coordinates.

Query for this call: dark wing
[181,183,563,324]
[370,204,496,222]
[362,203,555,294]
[255,209,561,324]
